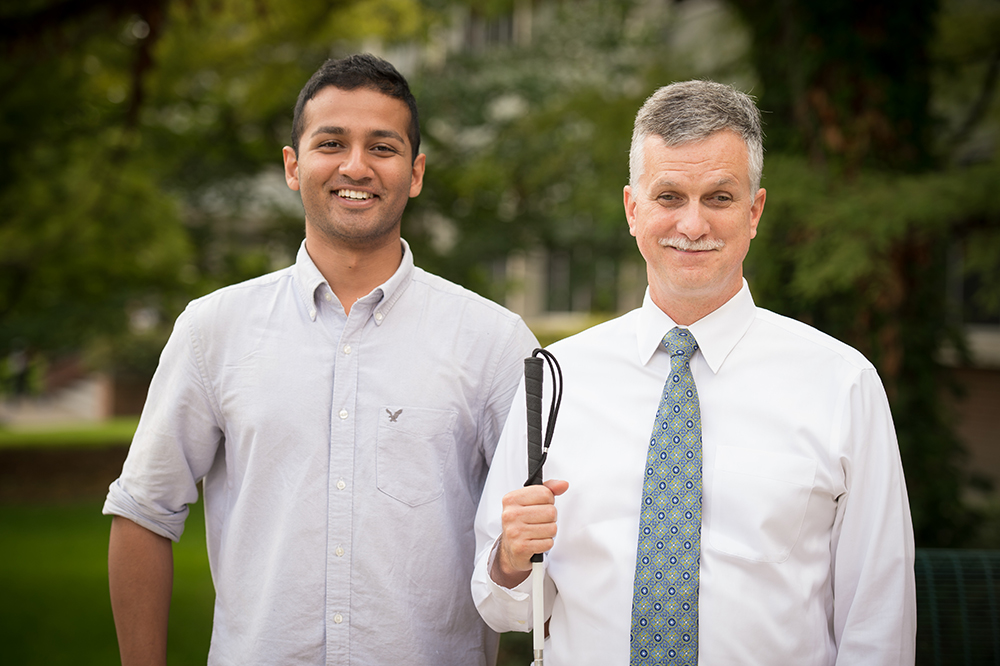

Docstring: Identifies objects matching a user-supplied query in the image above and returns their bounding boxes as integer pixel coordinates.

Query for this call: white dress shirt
[473,281,915,665]
[104,239,538,666]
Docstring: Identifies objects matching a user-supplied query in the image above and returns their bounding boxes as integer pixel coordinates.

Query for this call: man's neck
[649,280,743,326]
[304,232,403,316]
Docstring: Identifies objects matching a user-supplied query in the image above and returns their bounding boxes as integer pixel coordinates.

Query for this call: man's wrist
[490,539,531,588]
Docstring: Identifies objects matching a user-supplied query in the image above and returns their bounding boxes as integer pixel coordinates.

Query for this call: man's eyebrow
[309,126,406,144]
[712,177,739,188]
[650,176,739,187]
[310,125,346,138]
[370,128,406,144]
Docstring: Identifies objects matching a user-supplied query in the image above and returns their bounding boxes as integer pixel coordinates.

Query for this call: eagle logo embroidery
[386,408,403,422]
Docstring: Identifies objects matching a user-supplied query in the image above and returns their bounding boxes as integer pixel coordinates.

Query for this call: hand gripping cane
[523,348,562,666]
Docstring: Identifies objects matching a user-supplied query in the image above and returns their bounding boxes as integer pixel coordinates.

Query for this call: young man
[473,80,915,665]
[105,54,537,666]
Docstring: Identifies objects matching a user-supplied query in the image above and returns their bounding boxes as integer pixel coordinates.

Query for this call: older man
[473,80,915,665]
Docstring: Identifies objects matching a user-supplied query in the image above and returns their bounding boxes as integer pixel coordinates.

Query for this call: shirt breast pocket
[376,406,458,507]
[707,445,816,563]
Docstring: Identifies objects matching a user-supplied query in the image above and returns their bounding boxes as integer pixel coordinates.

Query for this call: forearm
[108,516,174,666]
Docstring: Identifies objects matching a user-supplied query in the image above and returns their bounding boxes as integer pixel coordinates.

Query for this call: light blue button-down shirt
[105,239,538,665]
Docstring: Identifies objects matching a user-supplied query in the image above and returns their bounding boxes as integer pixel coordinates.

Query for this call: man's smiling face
[624,130,766,318]
[282,85,425,250]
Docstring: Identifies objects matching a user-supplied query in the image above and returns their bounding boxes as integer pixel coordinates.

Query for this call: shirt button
[374,312,384,322]
[335,546,345,557]
[343,344,351,355]
[324,292,332,302]
[334,613,344,624]
[339,409,348,420]
[336,479,346,490]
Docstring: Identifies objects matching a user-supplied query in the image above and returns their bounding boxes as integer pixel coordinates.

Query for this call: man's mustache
[658,237,725,251]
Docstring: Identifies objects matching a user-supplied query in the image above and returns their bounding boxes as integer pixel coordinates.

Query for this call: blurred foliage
[731,0,940,171]
[406,0,755,306]
[0,0,431,373]
[413,0,999,546]
[412,0,1000,547]
[728,0,1000,547]
[406,0,657,303]
[0,0,998,546]
[748,157,1000,546]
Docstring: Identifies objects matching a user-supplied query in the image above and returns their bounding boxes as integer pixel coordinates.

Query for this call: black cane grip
[524,356,544,486]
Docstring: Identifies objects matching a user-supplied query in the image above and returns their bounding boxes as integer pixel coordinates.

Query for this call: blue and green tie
[630,327,702,665]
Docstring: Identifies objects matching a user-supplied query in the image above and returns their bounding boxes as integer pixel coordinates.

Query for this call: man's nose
[675,202,710,239]
[339,146,373,180]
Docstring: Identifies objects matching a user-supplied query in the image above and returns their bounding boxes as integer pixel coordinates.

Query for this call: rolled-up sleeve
[103,304,223,542]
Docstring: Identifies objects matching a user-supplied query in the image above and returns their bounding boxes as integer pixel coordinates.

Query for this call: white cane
[523,349,562,666]
[532,558,544,665]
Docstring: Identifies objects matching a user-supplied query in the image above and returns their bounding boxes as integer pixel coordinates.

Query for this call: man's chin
[307,220,402,250]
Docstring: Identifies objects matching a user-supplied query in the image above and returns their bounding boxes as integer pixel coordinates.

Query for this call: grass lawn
[0,497,534,664]
[0,417,140,449]
[0,498,214,665]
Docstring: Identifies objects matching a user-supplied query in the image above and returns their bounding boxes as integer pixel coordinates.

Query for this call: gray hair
[628,80,763,192]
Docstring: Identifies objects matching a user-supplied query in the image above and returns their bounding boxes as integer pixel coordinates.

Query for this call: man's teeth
[337,189,373,200]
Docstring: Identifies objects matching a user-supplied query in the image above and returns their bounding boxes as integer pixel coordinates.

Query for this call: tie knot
[663,327,698,358]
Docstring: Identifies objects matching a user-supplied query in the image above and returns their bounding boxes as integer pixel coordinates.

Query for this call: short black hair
[290,53,420,162]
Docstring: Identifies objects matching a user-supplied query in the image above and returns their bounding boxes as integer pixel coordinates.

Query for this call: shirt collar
[365,238,415,325]
[291,238,416,324]
[636,279,757,374]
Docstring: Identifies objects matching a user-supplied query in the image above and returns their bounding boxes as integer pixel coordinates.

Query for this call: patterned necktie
[631,327,702,665]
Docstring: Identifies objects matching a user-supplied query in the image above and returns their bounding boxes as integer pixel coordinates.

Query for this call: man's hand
[491,478,569,588]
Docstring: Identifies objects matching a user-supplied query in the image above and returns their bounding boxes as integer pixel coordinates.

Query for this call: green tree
[1,0,429,377]
[3,0,998,549]
[407,0,754,308]
[1,1,191,356]
[408,0,1000,546]
[728,0,1000,546]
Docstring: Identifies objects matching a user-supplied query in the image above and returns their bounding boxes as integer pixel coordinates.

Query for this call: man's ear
[282,146,300,191]
[409,153,426,198]
[749,187,766,239]
[624,185,638,237]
